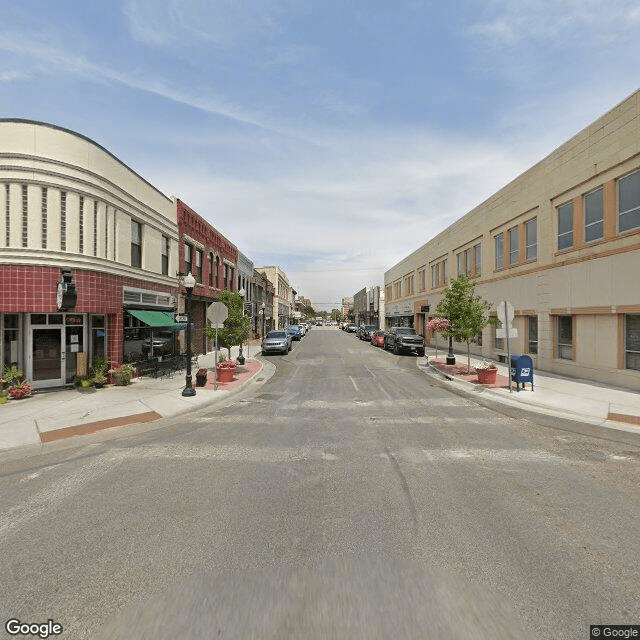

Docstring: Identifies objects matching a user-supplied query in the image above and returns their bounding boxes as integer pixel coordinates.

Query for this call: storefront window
[2,314,20,370]
[90,315,106,366]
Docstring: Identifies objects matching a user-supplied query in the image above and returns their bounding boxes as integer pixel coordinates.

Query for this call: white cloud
[123,0,298,49]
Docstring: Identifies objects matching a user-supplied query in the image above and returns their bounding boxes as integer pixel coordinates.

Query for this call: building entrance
[28,314,85,388]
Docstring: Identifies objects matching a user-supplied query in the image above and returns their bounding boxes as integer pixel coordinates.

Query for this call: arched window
[215,255,220,288]
[208,253,214,287]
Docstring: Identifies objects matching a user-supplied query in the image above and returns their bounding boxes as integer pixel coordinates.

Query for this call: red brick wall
[0,265,177,367]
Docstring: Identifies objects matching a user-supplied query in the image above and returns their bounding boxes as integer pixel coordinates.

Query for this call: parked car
[370,329,385,348]
[261,330,291,355]
[288,324,303,340]
[357,325,376,341]
[383,327,425,356]
[345,323,357,333]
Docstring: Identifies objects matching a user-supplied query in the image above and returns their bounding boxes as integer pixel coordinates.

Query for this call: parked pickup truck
[384,327,425,356]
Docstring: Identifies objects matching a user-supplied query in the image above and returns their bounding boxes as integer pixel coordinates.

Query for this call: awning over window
[128,310,179,327]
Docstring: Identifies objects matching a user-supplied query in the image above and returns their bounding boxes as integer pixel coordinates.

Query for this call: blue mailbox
[510,354,534,391]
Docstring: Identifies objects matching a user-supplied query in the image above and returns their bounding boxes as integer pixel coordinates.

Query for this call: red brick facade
[0,264,177,368]
[176,199,238,352]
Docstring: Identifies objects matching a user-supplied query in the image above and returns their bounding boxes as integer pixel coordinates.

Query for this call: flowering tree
[426,317,451,359]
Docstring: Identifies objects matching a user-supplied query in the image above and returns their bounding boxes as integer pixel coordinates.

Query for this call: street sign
[496,328,518,338]
[207,301,228,324]
[496,300,514,324]
[174,314,188,323]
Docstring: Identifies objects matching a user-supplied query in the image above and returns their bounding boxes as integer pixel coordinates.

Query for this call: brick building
[0,119,180,388]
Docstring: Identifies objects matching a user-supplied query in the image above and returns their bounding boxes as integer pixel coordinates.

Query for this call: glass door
[32,328,64,387]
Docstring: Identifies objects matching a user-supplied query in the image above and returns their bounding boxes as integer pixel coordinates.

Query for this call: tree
[426,317,450,360]
[205,290,251,360]
[436,275,496,373]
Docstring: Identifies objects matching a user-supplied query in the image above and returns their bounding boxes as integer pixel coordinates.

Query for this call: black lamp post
[446,326,456,365]
[237,287,246,365]
[182,272,196,397]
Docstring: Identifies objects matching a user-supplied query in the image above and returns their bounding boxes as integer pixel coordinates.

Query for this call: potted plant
[91,356,109,388]
[76,375,94,389]
[216,359,237,383]
[109,363,134,386]
[475,359,498,385]
[2,365,23,388]
[7,380,34,400]
[0,389,9,404]
[196,368,208,387]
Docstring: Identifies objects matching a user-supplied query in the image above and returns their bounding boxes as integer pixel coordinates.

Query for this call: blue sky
[2,1,639,309]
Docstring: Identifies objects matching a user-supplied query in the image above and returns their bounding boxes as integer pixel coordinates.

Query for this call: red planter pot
[476,368,498,385]
[216,364,236,383]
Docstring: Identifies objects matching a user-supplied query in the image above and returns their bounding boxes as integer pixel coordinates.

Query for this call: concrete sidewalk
[420,345,640,435]
[0,340,270,451]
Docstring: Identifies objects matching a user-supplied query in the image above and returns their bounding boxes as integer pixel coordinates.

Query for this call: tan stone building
[255,266,294,329]
[385,91,640,391]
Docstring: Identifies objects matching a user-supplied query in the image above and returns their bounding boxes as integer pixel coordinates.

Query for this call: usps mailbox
[510,354,534,391]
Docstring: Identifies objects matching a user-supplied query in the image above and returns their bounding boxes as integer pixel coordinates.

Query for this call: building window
[41,187,48,249]
[464,248,473,275]
[60,191,67,251]
[215,256,220,288]
[527,316,538,354]
[405,274,414,295]
[584,187,604,243]
[208,253,214,286]
[525,218,537,260]
[494,321,504,351]
[625,314,640,371]
[557,316,573,360]
[131,220,142,268]
[184,243,192,275]
[431,264,438,289]
[79,196,84,254]
[386,285,392,301]
[21,184,28,248]
[419,269,426,292]
[161,236,169,275]
[474,243,481,276]
[495,233,504,269]
[618,170,640,233]
[508,226,519,265]
[195,249,203,283]
[557,201,573,250]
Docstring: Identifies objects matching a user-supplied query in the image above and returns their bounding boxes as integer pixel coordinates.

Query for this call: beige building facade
[385,91,640,391]
[255,266,294,329]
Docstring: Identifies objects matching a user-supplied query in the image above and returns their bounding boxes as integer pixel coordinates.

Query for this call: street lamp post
[182,272,196,397]
[261,302,266,337]
[446,332,456,365]
[237,287,246,365]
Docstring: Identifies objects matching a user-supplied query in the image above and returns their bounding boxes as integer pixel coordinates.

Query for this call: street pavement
[0,335,639,454]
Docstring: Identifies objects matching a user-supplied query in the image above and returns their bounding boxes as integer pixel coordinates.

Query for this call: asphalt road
[1,327,639,639]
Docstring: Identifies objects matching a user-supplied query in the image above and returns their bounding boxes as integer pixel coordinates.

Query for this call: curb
[418,360,640,446]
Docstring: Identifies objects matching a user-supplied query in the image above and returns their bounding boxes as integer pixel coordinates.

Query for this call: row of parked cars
[350,324,426,356]
[260,322,312,355]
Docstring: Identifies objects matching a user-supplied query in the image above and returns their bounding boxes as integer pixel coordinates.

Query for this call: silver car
[261,330,292,355]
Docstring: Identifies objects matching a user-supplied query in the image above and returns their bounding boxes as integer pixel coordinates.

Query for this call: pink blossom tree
[426,317,451,360]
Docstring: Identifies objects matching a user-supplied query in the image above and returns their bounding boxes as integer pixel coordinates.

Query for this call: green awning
[128,310,178,327]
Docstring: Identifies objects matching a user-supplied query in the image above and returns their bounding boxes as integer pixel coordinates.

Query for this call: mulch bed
[429,359,510,388]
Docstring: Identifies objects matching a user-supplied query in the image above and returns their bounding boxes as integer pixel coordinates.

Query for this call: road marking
[349,376,359,392]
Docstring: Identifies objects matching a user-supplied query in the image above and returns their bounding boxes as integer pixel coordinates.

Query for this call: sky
[2,1,639,310]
